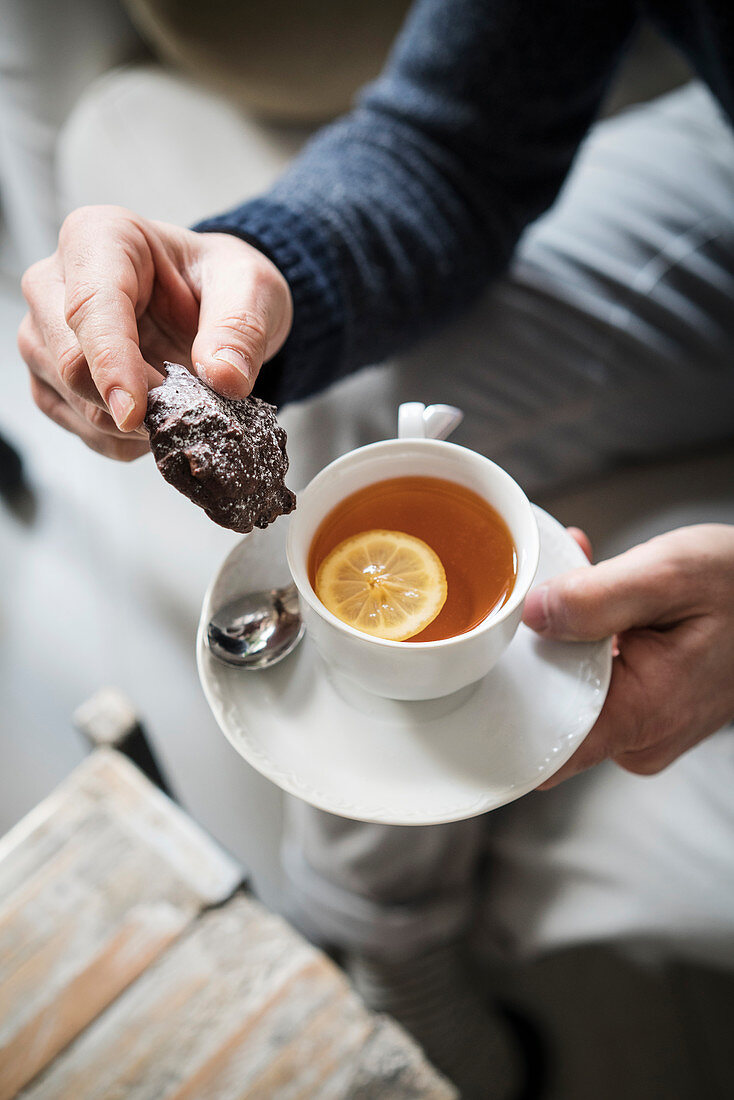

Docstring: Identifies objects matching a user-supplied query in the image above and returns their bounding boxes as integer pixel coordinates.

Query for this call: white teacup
[287,409,539,700]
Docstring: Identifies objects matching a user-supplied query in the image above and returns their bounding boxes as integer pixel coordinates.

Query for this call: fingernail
[523,585,549,633]
[212,347,253,383]
[108,388,135,430]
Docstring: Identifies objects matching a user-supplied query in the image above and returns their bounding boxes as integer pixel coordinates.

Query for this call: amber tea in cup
[307,475,517,642]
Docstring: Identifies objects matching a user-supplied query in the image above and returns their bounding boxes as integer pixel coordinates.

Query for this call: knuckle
[614,706,676,776]
[98,203,137,224]
[20,260,47,303]
[643,533,702,599]
[631,704,661,752]
[256,257,288,297]
[31,379,65,426]
[558,571,589,608]
[60,205,101,237]
[59,206,95,244]
[219,312,269,352]
[17,315,38,363]
[549,571,594,633]
[649,558,686,601]
[29,375,51,411]
[61,204,137,246]
[617,746,669,776]
[57,344,87,392]
[63,282,98,331]
[86,343,119,386]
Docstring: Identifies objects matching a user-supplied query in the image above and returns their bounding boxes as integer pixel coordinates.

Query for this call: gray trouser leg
[282,82,734,958]
[284,803,485,956]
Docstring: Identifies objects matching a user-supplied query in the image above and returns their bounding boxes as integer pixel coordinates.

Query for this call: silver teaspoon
[205,583,304,669]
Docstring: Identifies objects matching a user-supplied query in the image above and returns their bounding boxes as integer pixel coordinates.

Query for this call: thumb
[191,251,291,400]
[523,538,682,641]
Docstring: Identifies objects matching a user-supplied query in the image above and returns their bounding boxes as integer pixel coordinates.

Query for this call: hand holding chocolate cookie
[18,206,292,461]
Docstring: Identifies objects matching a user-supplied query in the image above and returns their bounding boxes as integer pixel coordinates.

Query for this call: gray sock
[345,942,522,1099]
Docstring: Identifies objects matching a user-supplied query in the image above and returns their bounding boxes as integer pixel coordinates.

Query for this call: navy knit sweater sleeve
[195,0,636,407]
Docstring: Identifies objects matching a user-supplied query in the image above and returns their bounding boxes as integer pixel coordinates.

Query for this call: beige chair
[123,0,412,120]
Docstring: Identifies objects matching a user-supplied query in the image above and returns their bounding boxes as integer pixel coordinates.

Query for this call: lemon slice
[315,529,447,641]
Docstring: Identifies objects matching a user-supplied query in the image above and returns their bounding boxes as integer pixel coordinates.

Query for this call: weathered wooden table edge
[0,749,456,1099]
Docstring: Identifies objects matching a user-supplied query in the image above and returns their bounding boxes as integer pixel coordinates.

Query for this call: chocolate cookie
[145,362,296,533]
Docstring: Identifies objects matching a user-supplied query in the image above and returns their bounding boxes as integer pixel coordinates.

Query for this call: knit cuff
[194,199,345,408]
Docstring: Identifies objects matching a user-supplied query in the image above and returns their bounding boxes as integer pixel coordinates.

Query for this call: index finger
[60,213,153,430]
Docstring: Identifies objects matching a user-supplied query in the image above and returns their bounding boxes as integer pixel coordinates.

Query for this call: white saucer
[197,507,612,825]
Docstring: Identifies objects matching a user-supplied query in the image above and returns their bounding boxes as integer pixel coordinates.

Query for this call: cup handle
[398,402,463,441]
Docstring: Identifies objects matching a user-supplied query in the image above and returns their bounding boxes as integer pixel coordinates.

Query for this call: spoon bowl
[206,583,304,669]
